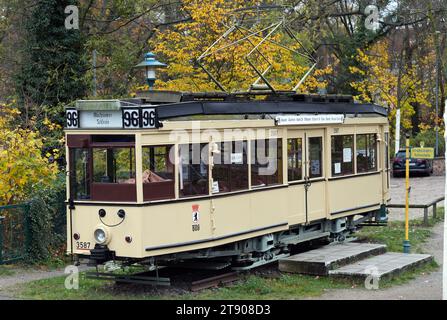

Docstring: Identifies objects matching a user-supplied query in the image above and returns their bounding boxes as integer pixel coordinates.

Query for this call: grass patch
[0,265,16,276]
[17,273,141,300]
[31,255,72,270]
[16,271,357,300]
[356,207,444,253]
[187,274,354,300]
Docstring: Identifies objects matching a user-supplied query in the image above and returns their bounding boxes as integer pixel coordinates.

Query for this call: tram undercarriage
[81,209,386,271]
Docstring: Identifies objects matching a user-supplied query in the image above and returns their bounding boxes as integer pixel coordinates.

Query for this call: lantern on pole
[135,52,167,90]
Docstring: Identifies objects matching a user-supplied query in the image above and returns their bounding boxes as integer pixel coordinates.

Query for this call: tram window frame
[92,147,136,184]
[287,138,303,182]
[212,140,248,193]
[142,145,175,201]
[331,135,354,177]
[66,134,138,202]
[308,137,323,179]
[69,148,91,200]
[179,143,209,198]
[251,138,283,188]
[90,146,137,202]
[356,133,377,173]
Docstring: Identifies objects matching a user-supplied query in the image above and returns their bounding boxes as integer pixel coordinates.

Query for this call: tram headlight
[94,226,110,245]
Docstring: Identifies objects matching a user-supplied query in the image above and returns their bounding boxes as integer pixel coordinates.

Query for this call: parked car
[392,149,433,177]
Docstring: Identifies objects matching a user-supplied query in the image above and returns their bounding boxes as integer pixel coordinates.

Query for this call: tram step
[328,252,433,280]
[278,243,386,275]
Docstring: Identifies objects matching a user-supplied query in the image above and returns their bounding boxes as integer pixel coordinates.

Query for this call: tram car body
[65,91,390,269]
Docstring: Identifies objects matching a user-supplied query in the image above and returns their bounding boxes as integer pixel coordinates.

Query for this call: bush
[26,173,66,263]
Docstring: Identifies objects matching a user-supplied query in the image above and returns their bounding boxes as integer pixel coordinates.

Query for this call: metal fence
[0,203,30,264]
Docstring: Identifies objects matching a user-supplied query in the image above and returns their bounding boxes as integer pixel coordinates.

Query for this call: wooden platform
[329,252,433,280]
[279,242,433,280]
[279,243,386,275]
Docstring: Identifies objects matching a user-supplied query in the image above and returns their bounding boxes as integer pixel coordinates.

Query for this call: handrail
[387,196,444,208]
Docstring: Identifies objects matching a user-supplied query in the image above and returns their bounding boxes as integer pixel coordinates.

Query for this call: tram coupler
[88,244,114,266]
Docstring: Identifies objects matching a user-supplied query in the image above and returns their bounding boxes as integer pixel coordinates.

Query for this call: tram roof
[70,91,388,120]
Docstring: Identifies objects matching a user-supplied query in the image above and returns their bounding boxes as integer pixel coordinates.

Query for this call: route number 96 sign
[122,107,158,129]
[65,107,159,129]
[66,109,79,128]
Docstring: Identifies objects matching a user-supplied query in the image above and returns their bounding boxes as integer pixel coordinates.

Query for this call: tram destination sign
[80,110,122,129]
[275,114,345,126]
[65,106,159,129]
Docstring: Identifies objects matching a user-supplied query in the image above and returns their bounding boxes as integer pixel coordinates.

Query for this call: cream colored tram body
[65,92,390,269]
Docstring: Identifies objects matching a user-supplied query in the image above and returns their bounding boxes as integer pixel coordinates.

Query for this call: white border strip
[443,102,447,300]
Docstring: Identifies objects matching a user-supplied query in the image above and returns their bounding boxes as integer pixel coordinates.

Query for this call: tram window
[142,145,175,201]
[356,134,377,173]
[251,139,283,187]
[69,148,91,200]
[309,137,323,178]
[93,148,136,183]
[212,141,248,193]
[179,143,209,197]
[287,138,303,181]
[331,135,354,176]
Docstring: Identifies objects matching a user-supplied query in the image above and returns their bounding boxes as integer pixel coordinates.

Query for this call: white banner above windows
[275,114,345,126]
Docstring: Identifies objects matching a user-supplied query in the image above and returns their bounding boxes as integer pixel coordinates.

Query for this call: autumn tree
[150,0,331,93]
[349,39,434,153]
[0,105,59,205]
[81,0,189,97]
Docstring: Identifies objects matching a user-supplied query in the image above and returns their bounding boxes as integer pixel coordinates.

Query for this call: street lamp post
[135,52,167,90]
[403,133,411,254]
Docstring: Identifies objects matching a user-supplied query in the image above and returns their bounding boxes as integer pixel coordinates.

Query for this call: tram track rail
[190,271,240,292]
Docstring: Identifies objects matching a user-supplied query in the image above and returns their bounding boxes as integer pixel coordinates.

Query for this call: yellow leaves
[348,40,433,131]
[0,107,59,205]
[42,117,62,131]
[148,0,330,94]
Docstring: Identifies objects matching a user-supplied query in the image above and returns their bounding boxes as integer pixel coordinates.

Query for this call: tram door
[304,130,326,223]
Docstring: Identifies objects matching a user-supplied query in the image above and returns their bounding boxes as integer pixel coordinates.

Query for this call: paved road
[388,175,445,221]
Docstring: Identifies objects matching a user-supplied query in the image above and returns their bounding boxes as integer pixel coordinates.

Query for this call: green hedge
[26,173,66,263]
[412,129,445,155]
[391,129,445,156]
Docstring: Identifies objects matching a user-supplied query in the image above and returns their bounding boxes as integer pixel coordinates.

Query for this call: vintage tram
[65,91,390,270]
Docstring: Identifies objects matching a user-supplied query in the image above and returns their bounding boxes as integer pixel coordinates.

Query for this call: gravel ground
[388,175,445,221]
